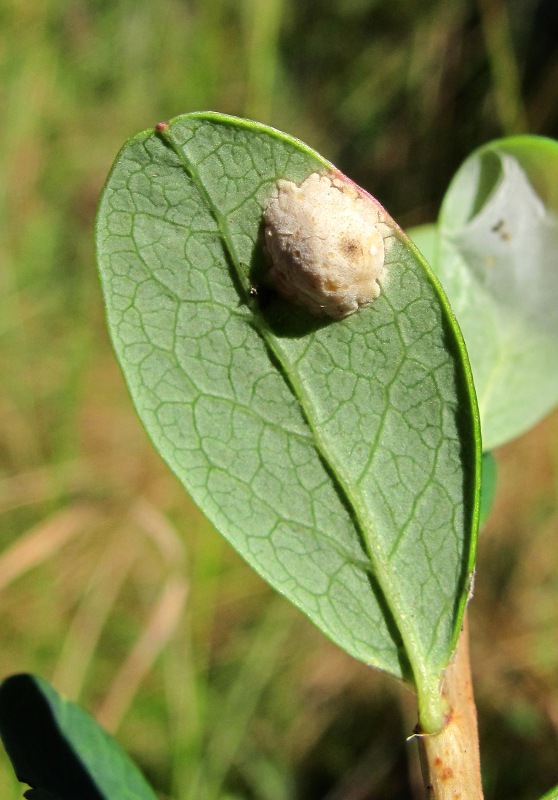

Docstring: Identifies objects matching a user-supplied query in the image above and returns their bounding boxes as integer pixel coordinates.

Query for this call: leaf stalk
[417,616,483,800]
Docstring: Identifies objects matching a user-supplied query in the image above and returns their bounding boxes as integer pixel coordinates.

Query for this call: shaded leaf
[422,136,558,450]
[0,675,157,800]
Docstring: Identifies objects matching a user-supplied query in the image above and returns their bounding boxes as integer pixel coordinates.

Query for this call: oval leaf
[434,136,558,450]
[0,674,158,800]
[96,112,480,731]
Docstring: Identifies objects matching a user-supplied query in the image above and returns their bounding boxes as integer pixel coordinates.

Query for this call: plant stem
[417,616,483,800]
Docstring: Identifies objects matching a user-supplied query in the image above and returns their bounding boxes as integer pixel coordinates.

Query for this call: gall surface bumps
[263,172,385,319]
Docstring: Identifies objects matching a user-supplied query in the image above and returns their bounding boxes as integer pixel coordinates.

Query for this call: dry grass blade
[95,574,189,732]
[0,505,97,592]
[52,531,140,699]
[130,498,187,566]
[0,460,89,514]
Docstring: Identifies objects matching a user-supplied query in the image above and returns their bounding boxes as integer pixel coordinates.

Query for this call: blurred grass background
[1,0,558,798]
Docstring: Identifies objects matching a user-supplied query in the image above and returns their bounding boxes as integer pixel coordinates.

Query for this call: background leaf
[0,674,158,800]
[96,112,480,731]
[411,137,558,450]
[479,452,497,527]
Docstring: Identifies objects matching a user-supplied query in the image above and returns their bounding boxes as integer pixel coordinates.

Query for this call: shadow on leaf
[0,674,104,800]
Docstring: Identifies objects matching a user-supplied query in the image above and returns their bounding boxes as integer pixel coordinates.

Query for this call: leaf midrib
[158,121,441,716]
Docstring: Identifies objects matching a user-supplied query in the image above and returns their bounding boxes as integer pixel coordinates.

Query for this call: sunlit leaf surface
[96,112,480,730]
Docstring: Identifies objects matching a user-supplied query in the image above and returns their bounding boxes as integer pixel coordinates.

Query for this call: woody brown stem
[417,616,484,800]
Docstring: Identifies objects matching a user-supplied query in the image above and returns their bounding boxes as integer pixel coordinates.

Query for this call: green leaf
[407,223,438,272]
[431,136,558,450]
[96,112,480,731]
[538,786,558,800]
[0,674,158,800]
